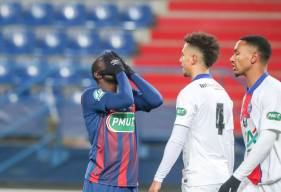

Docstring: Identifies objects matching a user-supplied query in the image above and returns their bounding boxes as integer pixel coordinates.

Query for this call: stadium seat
[49,58,79,85]
[66,30,101,56]
[55,3,86,26]
[87,3,119,27]
[3,29,35,55]
[0,2,22,25]
[14,59,48,83]
[78,68,96,88]
[36,30,66,56]
[101,31,136,56]
[0,58,14,84]
[120,4,155,29]
[24,2,54,26]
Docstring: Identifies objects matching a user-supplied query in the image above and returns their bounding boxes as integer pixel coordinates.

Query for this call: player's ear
[191,54,197,65]
[250,52,258,64]
[94,71,103,80]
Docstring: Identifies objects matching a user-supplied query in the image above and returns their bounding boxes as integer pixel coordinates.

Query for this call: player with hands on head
[149,32,235,192]
[218,36,281,192]
[81,50,163,192]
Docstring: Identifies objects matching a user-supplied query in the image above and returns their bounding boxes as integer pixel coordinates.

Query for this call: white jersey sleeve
[260,87,281,133]
[233,130,278,181]
[154,124,189,182]
[174,90,197,128]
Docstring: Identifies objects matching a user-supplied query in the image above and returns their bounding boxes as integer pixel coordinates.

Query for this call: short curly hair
[184,32,219,68]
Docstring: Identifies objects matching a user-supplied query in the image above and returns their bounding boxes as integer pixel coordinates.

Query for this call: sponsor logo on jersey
[106,112,135,132]
[176,107,187,116]
[266,111,281,121]
[247,103,252,113]
[93,89,105,101]
[246,127,258,153]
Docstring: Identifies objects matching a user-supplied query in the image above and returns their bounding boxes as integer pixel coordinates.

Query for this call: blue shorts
[83,180,138,192]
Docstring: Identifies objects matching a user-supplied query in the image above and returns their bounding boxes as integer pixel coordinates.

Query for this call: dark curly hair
[184,32,219,68]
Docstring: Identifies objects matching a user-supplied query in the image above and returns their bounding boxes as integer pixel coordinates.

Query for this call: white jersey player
[149,32,235,192]
[219,36,281,192]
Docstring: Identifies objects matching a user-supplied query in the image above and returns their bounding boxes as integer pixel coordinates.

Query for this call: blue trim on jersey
[192,73,212,81]
[246,72,268,95]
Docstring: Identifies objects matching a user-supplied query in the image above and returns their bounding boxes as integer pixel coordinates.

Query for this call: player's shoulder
[254,75,281,103]
[81,86,105,102]
[177,81,202,101]
[260,75,281,94]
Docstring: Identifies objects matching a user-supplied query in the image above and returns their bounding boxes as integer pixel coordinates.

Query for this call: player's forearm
[130,74,163,108]
[154,125,188,182]
[106,72,133,109]
[233,129,277,181]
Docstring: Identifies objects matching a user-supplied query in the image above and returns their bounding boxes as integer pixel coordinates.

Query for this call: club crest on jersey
[93,89,105,101]
[106,112,135,132]
[267,111,281,121]
[247,103,252,114]
[176,107,187,116]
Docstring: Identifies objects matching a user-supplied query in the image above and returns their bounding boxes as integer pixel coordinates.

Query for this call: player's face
[180,43,192,77]
[230,40,256,77]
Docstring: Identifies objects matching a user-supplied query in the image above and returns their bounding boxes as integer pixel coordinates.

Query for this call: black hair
[91,55,104,81]
[184,32,219,67]
[240,35,271,64]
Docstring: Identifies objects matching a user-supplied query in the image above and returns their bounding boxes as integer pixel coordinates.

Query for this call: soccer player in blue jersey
[81,51,163,192]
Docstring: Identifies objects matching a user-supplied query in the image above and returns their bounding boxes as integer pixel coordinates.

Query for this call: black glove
[218,176,241,192]
[109,51,135,77]
[99,51,124,76]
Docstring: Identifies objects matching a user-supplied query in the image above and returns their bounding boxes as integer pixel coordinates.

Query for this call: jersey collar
[192,73,212,81]
[246,72,269,95]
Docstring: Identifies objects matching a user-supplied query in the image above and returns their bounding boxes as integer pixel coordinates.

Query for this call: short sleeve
[260,89,281,132]
[174,90,197,128]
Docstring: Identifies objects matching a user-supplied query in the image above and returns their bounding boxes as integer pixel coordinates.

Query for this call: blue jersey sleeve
[130,73,163,112]
[81,72,133,113]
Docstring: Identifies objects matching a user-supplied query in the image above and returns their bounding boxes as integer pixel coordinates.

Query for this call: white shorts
[181,183,221,192]
[238,179,281,192]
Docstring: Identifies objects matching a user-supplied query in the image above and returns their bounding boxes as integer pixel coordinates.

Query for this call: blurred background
[0,0,281,191]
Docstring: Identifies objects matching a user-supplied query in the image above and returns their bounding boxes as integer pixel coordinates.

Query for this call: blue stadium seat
[55,3,86,26]
[3,29,35,55]
[66,30,101,56]
[14,59,48,83]
[0,58,14,84]
[79,68,96,88]
[87,3,119,27]
[49,58,79,85]
[24,2,55,26]
[120,4,155,29]
[102,31,136,56]
[0,2,22,25]
[36,31,66,56]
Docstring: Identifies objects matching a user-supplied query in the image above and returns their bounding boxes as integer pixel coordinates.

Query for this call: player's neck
[245,66,267,88]
[191,67,210,80]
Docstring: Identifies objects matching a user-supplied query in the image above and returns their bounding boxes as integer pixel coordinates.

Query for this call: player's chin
[233,70,242,77]
[182,71,190,77]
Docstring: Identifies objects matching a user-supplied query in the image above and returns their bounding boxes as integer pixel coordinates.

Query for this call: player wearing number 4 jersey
[81,51,163,192]
[149,32,235,192]
[219,36,281,192]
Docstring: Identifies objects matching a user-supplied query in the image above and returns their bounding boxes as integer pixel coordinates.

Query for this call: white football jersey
[174,75,234,186]
[240,74,281,185]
